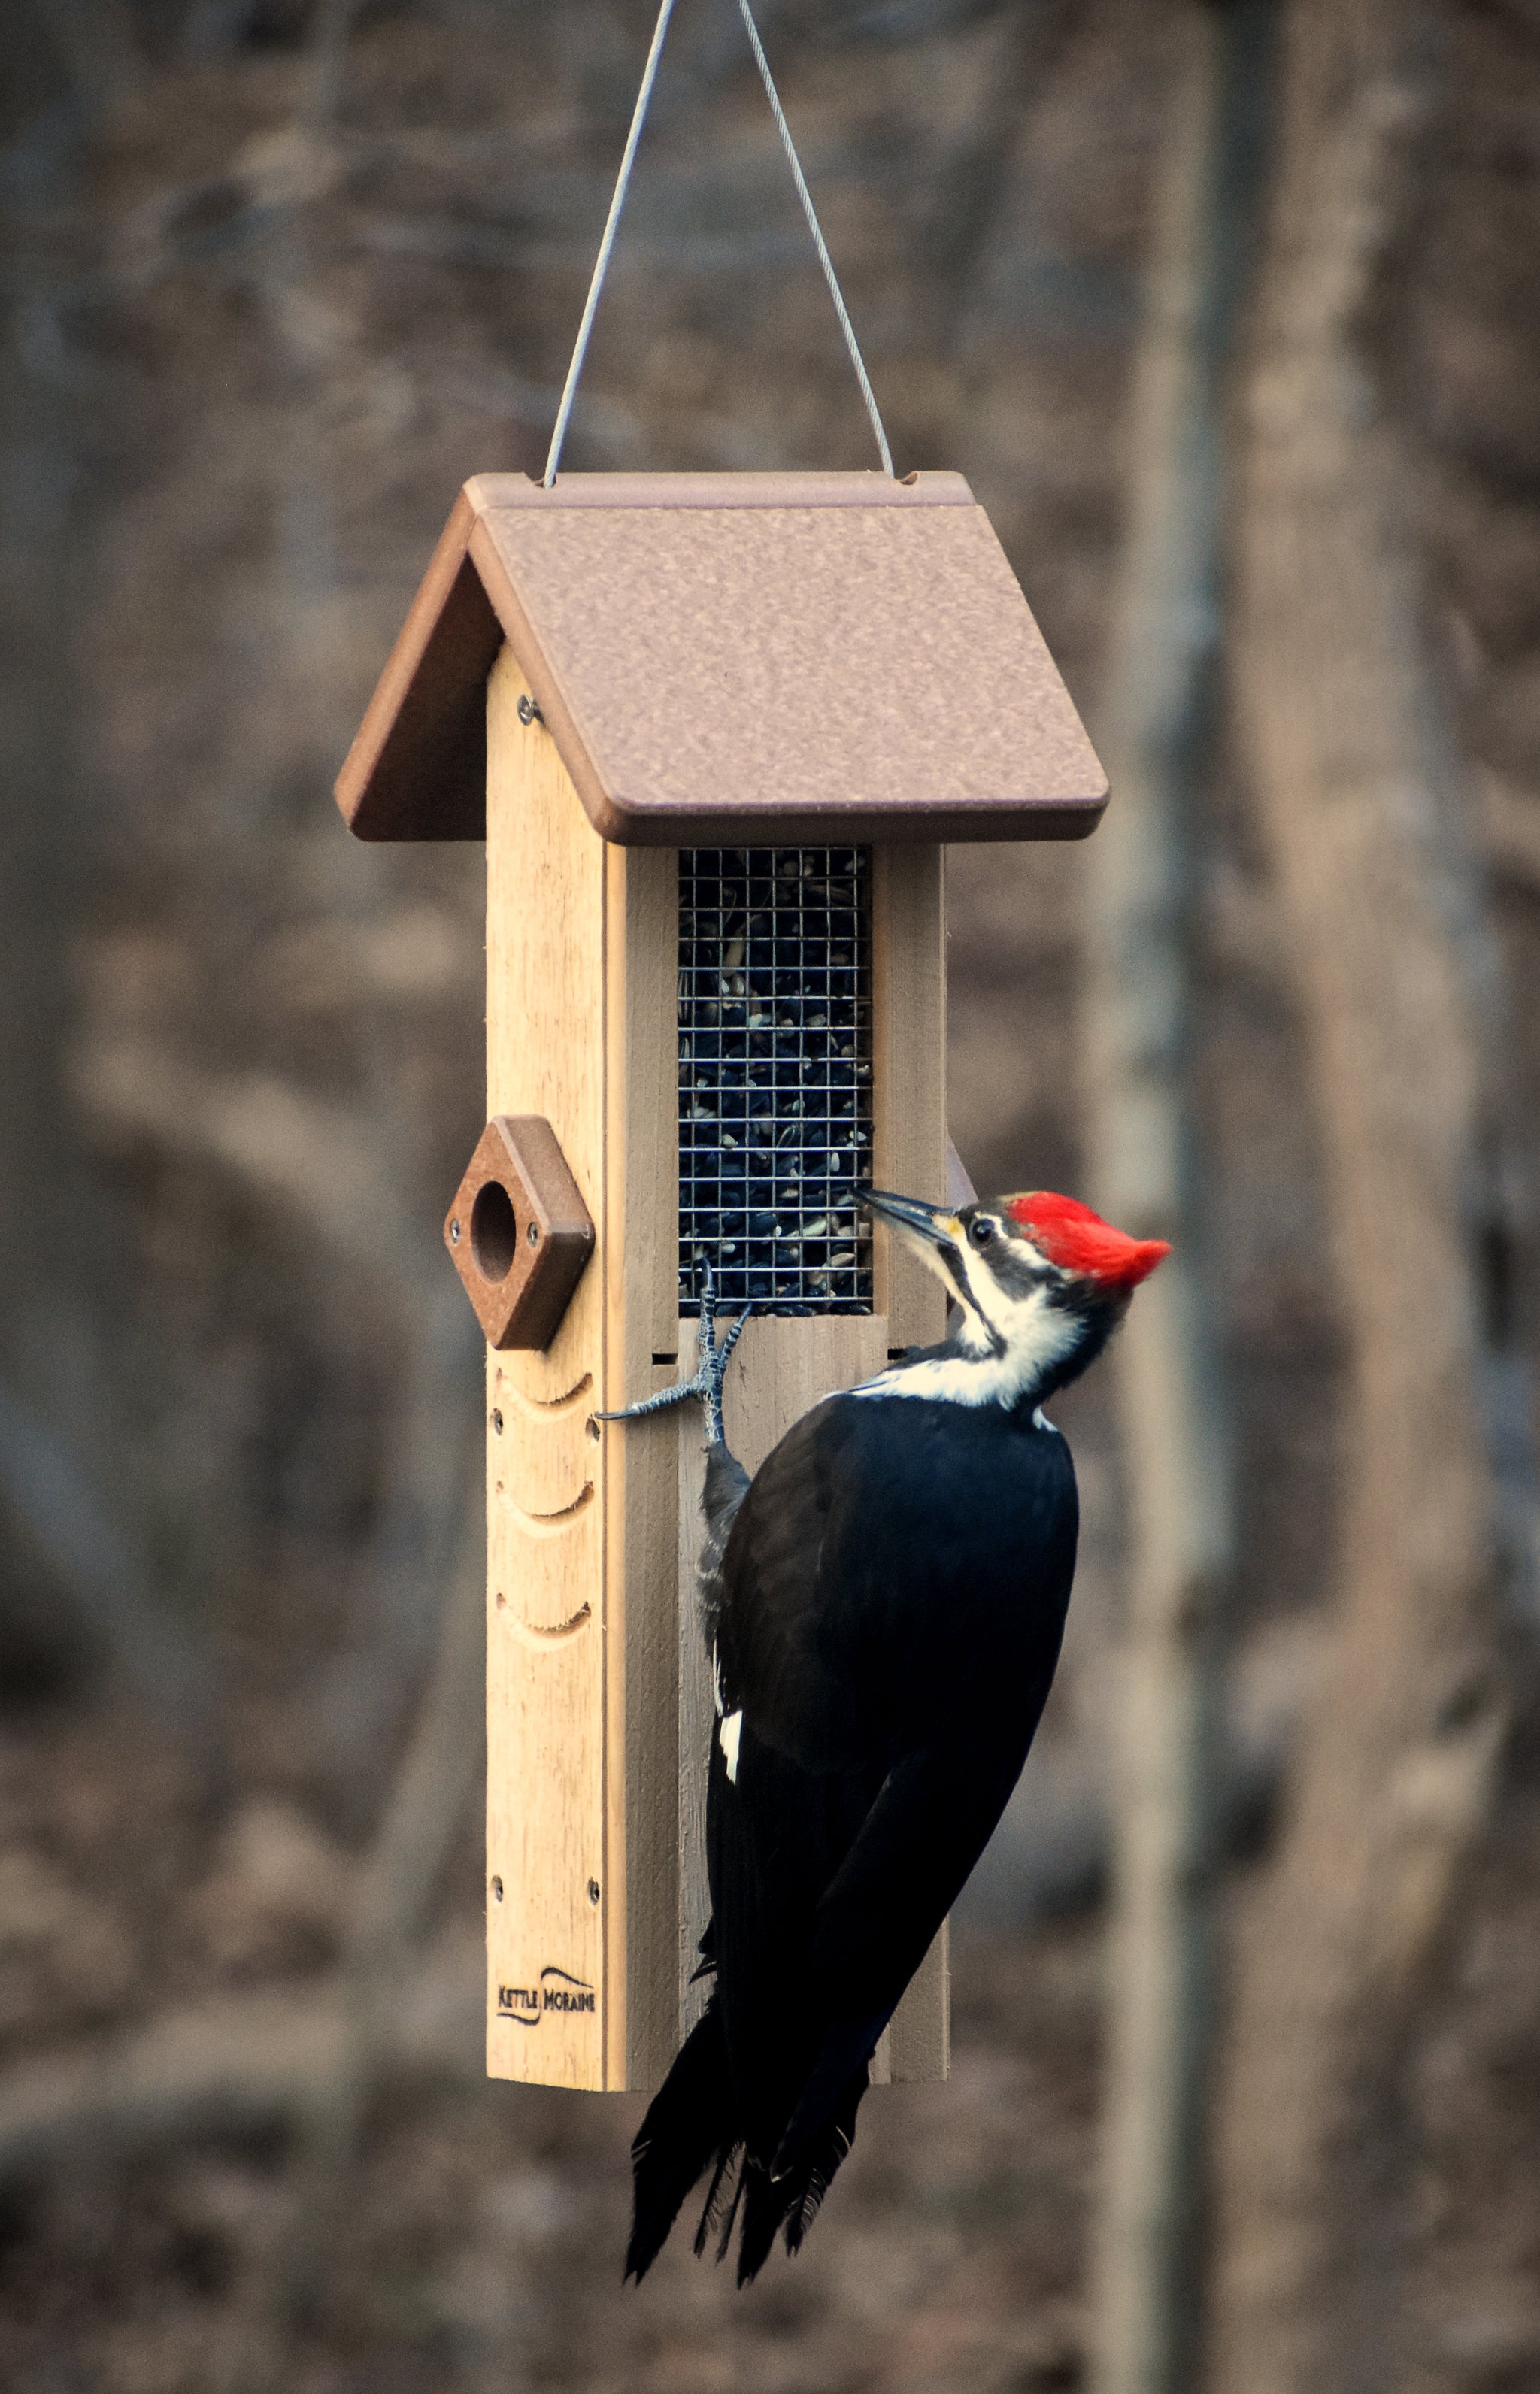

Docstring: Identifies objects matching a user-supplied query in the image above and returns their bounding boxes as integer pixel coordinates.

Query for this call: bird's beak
[858,1187,969,1306]
[858,1187,962,1250]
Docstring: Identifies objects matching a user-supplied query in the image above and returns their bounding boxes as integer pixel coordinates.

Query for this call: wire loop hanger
[543,0,895,486]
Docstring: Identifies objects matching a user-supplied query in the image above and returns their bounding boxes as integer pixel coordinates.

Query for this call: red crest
[1005,1192,1170,1289]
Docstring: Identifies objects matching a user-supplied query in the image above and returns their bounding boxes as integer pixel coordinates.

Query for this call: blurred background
[2,1,1539,2388]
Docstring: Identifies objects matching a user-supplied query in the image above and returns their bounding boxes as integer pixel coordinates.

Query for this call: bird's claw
[595,1260,753,1447]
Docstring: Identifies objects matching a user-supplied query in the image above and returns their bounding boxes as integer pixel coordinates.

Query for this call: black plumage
[615,1183,1168,2286]
[628,1384,1075,2284]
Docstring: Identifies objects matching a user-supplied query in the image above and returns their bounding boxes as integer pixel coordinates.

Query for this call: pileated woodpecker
[603,1184,1169,2286]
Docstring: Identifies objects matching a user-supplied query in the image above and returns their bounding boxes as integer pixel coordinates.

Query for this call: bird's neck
[854,1330,1064,1414]
[853,1295,1123,1414]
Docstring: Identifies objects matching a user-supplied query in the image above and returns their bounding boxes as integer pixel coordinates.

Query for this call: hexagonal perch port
[444,1117,594,1350]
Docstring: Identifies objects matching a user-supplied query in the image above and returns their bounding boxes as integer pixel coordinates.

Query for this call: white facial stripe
[853,1291,1079,1409]
[719,1709,743,1782]
[953,1225,1050,1328]
[887,1214,996,1345]
[870,1211,1081,1405]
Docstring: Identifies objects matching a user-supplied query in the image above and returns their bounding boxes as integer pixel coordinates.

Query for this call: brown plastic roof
[335,470,1107,847]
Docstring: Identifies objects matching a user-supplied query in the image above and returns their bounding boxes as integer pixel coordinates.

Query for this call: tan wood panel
[872,846,949,1352]
[485,644,609,2089]
[605,843,684,2089]
[868,844,950,2080]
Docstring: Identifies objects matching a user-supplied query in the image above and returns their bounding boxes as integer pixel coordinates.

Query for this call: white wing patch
[719,1709,743,1783]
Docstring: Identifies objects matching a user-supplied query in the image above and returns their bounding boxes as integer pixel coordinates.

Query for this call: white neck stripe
[851,1315,1077,1411]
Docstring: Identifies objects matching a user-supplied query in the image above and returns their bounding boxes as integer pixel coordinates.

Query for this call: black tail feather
[735,2161,787,2287]
[625,2005,735,2283]
[782,2075,865,2256]
[709,2147,749,2265]
[625,2002,875,2286]
[772,2017,884,2183]
[730,2069,870,2287]
[693,2138,743,2259]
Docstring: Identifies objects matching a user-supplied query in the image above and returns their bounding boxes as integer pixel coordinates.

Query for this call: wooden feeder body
[338,471,1106,2094]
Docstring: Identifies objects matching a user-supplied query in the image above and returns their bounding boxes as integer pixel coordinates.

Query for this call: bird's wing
[769,1726,1046,2177]
[706,1393,1077,2162]
[714,1391,1077,1767]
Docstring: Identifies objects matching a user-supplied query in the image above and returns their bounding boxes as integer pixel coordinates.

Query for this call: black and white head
[859,1186,1171,1410]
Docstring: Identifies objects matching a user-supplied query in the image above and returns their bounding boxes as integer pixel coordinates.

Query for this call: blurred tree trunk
[0,32,187,1706]
[1084,8,1268,2389]
[1211,4,1509,2386]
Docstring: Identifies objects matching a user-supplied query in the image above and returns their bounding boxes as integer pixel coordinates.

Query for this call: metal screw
[526,1220,540,1246]
[449,1218,462,1246]
[491,1408,504,1435]
[517,692,544,726]
[587,1879,601,1906]
[490,1876,504,1902]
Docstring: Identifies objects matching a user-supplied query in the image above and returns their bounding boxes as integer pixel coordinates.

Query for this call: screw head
[449,1218,462,1246]
[587,1879,601,1906]
[490,1408,504,1435]
[526,1220,540,1246]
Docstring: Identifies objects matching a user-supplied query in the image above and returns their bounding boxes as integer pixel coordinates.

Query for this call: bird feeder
[336,468,1105,2095]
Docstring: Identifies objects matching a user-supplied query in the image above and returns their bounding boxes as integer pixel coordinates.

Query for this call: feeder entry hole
[471,1180,518,1281]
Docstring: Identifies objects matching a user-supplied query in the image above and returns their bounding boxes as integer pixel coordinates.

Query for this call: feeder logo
[498,1967,596,2026]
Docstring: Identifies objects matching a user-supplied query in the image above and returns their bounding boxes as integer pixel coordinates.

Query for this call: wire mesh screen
[678,849,874,1314]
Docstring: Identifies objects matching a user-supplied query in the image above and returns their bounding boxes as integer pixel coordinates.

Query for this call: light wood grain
[605,842,683,2089]
[484,647,682,2092]
[870,845,950,2082]
[873,846,949,1350]
[485,645,608,2089]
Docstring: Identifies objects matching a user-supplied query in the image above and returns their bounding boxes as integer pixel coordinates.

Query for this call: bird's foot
[595,1261,753,1446]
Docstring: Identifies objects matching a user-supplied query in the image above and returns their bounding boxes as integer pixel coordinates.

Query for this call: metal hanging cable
[543,0,894,486]
[543,0,678,489]
[734,0,893,479]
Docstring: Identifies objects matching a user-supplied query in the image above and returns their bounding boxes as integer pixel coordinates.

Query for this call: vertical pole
[1084,8,1266,2387]
[1211,0,1513,2380]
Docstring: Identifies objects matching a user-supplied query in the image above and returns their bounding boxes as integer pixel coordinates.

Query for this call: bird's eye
[969,1217,996,1249]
